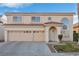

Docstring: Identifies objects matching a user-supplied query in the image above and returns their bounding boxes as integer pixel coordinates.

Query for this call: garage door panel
[33,32,45,41]
[8,31,32,41]
[25,33,33,41]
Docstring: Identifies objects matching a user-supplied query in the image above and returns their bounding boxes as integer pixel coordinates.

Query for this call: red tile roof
[45,22,63,24]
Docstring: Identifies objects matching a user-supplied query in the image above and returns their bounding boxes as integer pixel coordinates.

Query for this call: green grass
[54,43,79,52]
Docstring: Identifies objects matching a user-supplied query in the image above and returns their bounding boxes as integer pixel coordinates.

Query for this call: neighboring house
[73,23,79,33]
[78,3,79,16]
[0,15,4,41]
[75,3,79,33]
[3,13,74,43]
[73,4,79,33]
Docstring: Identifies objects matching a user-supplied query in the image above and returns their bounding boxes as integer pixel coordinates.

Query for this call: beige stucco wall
[6,15,73,24]
[69,17,73,41]
[4,25,45,31]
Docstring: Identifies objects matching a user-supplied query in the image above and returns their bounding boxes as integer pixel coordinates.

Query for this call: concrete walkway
[0,42,52,56]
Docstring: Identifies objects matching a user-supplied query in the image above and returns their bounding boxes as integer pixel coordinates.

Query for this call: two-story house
[3,13,74,43]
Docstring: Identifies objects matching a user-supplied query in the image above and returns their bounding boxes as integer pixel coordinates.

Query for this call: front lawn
[54,43,79,52]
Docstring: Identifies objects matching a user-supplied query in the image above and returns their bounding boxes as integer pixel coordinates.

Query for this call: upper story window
[13,16,22,22]
[61,17,69,30]
[48,17,52,20]
[31,16,40,22]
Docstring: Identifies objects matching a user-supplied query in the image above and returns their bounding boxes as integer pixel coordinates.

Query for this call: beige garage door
[8,31,33,41]
[8,31,45,41]
[33,31,45,41]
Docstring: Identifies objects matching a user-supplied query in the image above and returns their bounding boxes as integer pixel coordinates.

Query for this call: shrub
[73,31,79,42]
[58,34,63,42]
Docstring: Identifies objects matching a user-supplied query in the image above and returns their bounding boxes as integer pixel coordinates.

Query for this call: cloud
[4,10,20,13]
[0,3,32,15]
[0,3,32,8]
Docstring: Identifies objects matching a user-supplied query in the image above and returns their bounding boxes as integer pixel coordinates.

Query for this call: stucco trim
[6,12,75,16]
[4,21,63,26]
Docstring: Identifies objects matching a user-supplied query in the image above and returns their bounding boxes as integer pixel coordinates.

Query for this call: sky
[0,3,78,24]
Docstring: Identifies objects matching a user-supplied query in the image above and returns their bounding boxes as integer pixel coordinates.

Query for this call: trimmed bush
[73,31,79,42]
[58,34,63,42]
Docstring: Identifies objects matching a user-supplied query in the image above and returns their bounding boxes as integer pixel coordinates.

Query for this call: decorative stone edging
[52,45,58,53]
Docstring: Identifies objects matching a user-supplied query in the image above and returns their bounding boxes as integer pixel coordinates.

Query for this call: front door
[49,27,57,42]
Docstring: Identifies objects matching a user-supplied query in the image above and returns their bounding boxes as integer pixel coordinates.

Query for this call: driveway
[0,42,79,56]
[0,42,52,56]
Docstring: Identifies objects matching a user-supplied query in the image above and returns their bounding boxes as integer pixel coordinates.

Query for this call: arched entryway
[49,26,57,42]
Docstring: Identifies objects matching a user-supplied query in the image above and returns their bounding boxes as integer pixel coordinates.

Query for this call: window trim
[13,16,22,22]
[31,16,40,22]
[61,17,69,30]
[48,17,52,20]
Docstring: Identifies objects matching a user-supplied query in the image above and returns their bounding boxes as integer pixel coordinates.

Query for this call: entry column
[45,27,49,43]
[4,30,8,42]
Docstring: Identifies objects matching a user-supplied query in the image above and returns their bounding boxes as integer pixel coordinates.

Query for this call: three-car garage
[7,30,45,42]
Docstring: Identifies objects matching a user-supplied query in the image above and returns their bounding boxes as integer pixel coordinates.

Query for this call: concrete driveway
[0,42,52,56]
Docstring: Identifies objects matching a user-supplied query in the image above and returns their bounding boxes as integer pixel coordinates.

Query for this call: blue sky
[0,3,77,14]
[0,3,78,23]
